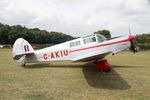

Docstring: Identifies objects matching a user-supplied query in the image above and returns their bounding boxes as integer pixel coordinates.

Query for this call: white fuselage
[25,35,131,63]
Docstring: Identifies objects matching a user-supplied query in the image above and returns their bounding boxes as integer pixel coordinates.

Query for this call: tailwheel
[21,62,26,67]
[23,63,26,67]
[93,59,112,72]
[21,59,26,67]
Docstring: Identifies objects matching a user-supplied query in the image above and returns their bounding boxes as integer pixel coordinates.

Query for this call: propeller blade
[128,26,132,36]
[128,26,137,53]
[130,40,136,53]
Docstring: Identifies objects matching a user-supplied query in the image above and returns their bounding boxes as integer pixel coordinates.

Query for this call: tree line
[0,23,74,44]
[134,34,150,50]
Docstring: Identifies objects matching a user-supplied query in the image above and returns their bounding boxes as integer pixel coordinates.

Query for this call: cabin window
[70,41,81,47]
[97,35,106,42]
[83,37,96,44]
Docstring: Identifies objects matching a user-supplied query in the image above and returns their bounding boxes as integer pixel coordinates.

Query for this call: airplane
[0,45,4,48]
[0,45,11,48]
[12,34,137,72]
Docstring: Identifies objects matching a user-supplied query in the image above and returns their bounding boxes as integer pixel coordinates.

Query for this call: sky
[0,0,150,37]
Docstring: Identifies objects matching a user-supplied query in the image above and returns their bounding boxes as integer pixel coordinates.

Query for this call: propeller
[128,27,137,53]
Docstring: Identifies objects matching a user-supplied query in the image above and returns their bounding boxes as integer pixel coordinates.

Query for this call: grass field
[0,49,150,100]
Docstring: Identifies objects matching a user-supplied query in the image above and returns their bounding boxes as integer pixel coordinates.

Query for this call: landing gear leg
[93,59,112,72]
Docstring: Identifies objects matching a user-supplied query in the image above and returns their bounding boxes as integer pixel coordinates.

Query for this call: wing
[72,51,110,62]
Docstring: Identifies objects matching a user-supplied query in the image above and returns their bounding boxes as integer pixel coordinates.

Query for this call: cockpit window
[83,37,96,44]
[96,35,106,42]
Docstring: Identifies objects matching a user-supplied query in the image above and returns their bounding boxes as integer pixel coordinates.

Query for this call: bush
[137,44,150,50]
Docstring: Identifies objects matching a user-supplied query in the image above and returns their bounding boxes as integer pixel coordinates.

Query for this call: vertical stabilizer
[12,38,34,60]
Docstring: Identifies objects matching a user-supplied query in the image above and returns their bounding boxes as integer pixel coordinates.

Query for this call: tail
[12,38,34,65]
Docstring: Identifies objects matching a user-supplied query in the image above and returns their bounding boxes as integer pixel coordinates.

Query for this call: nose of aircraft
[129,36,136,41]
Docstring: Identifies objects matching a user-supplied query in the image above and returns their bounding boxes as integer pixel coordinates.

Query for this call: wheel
[23,63,26,67]
[21,63,26,67]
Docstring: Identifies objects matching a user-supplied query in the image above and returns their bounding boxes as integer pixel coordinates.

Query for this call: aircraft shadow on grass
[82,63,131,90]
[24,62,131,90]
[24,63,84,69]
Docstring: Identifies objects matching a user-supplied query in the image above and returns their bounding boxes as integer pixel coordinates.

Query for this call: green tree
[0,24,10,44]
[94,29,111,38]
[0,22,74,44]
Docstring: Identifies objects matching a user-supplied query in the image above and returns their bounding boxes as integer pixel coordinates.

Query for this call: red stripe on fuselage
[69,38,129,53]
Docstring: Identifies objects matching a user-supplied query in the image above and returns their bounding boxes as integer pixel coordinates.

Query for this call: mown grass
[0,49,150,100]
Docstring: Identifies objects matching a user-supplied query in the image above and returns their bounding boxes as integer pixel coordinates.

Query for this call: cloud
[0,0,38,26]
[0,0,150,37]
